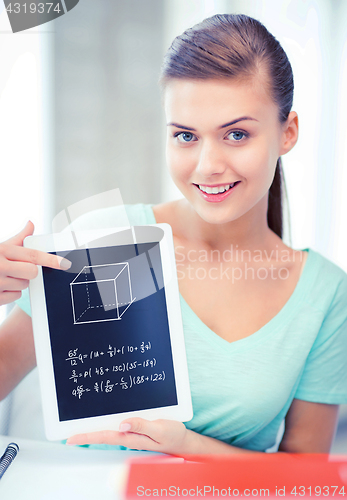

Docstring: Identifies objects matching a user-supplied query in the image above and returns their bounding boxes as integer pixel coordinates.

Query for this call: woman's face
[164,77,296,226]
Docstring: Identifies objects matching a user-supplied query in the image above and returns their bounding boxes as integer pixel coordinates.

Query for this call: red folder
[124,454,347,499]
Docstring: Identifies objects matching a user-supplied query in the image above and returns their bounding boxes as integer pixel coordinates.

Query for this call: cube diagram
[70,263,135,325]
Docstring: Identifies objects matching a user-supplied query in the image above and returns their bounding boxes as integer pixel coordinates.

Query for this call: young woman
[0,14,346,455]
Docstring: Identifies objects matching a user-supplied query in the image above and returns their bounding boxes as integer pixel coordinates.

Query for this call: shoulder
[306,249,347,309]
[309,248,347,280]
[302,249,347,344]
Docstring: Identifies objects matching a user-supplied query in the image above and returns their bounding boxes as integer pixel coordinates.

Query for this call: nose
[195,139,227,178]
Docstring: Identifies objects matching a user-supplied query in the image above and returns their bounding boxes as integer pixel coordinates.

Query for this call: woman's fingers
[0,243,71,271]
[0,291,22,306]
[66,418,188,455]
[66,419,160,447]
[0,222,72,306]
[66,420,155,445]
[2,258,38,281]
[0,276,29,292]
[119,418,162,440]
[66,429,160,451]
[67,431,114,446]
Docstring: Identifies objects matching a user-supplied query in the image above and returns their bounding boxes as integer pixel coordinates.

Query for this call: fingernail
[66,442,76,446]
[119,423,131,433]
[59,258,72,270]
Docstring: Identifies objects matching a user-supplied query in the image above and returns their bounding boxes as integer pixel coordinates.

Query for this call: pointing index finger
[32,249,72,271]
[4,245,72,271]
[57,255,72,270]
[29,248,72,271]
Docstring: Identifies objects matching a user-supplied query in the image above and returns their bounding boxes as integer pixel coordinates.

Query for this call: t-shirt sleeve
[15,204,154,319]
[15,288,32,316]
[294,273,347,404]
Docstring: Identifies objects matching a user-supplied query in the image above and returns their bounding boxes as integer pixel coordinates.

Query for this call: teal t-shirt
[16,204,347,452]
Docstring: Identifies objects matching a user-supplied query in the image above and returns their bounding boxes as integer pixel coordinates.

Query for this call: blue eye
[176,132,196,143]
[228,131,247,141]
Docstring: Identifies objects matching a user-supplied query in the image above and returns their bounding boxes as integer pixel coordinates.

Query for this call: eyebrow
[167,116,258,131]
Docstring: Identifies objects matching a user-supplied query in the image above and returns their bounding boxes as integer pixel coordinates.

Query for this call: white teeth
[198,183,237,194]
[200,186,214,194]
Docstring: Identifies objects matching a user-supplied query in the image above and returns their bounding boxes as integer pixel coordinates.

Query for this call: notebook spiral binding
[0,443,19,479]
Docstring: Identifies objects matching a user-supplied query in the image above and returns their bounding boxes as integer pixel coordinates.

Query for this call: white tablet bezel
[26,223,192,441]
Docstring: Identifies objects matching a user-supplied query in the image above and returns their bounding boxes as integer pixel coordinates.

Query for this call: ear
[279,111,298,156]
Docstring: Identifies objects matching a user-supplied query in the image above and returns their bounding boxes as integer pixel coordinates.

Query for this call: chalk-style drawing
[70,263,135,325]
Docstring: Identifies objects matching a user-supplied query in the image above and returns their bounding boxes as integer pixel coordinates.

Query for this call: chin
[193,204,241,226]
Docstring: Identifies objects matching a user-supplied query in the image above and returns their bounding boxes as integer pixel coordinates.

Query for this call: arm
[0,306,36,400]
[278,398,339,453]
[67,398,339,455]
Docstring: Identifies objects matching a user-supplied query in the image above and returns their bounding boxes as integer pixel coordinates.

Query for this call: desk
[0,434,154,499]
[2,435,347,500]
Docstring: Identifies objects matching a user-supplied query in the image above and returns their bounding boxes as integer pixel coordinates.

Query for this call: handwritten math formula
[65,341,166,400]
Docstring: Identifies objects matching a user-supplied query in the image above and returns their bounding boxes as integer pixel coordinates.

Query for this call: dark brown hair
[159,14,294,239]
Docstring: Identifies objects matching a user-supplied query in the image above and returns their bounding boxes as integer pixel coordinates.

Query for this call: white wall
[0,8,54,436]
[0,10,54,324]
[332,1,347,272]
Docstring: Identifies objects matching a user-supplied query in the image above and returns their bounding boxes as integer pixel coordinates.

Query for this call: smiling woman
[1,13,347,456]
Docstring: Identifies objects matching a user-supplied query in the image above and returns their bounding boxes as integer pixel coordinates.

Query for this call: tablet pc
[26,223,192,441]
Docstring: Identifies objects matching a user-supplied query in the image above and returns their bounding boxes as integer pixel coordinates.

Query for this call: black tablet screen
[42,242,178,421]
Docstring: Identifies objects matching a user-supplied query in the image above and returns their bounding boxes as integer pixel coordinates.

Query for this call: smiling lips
[194,181,241,202]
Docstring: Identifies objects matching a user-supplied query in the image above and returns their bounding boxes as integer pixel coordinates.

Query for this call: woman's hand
[0,221,71,305]
[66,418,191,455]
